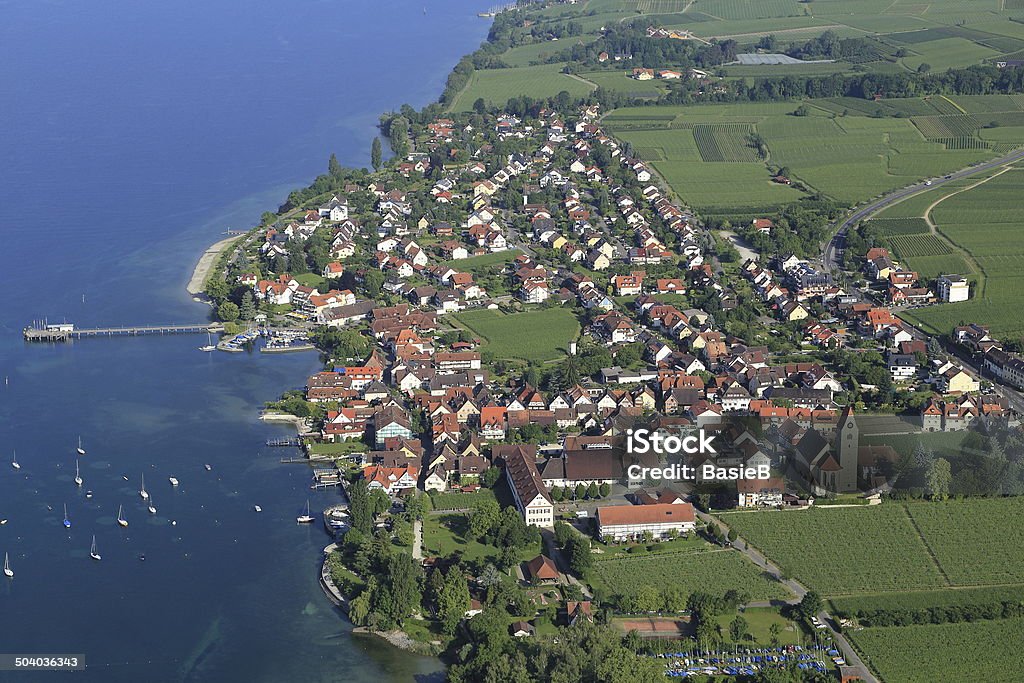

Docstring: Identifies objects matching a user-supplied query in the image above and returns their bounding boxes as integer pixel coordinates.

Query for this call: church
[791,405,859,493]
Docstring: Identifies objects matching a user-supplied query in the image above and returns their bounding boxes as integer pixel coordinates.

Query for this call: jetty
[24,322,224,342]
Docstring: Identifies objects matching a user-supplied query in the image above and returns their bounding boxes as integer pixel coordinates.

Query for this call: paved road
[822,147,1024,275]
[820,146,1024,414]
[698,510,879,683]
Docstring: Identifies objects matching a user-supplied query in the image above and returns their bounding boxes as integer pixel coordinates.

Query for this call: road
[822,147,1024,275]
[697,510,879,683]
[821,146,1024,414]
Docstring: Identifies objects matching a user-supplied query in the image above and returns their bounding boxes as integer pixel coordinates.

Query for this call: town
[206,86,1024,683]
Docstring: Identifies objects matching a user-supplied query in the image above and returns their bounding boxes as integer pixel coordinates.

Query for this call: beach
[187,234,245,297]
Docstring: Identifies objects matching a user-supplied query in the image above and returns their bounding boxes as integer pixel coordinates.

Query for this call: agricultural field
[830,584,1024,618]
[590,546,791,602]
[885,234,951,258]
[653,160,805,210]
[449,64,594,111]
[692,123,760,162]
[608,100,997,206]
[724,506,946,596]
[449,307,581,363]
[579,70,669,97]
[500,40,575,68]
[864,217,930,236]
[904,498,1024,587]
[726,499,1024,598]
[848,618,1024,683]
[897,167,1024,337]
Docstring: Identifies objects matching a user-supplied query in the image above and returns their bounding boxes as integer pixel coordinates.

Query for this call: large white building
[937,275,970,303]
[497,444,554,528]
[596,502,696,542]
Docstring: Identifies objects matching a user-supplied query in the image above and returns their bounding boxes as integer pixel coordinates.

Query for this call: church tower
[835,404,859,492]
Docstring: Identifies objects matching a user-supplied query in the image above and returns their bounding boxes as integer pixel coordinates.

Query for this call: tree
[574,483,586,500]
[586,482,599,499]
[926,457,952,501]
[328,152,342,178]
[729,615,749,643]
[566,535,592,576]
[473,97,487,114]
[599,482,611,498]
[554,521,574,548]
[470,499,501,539]
[363,269,385,297]
[796,591,823,621]
[217,301,239,322]
[371,137,383,171]
[348,480,374,534]
[768,622,782,646]
[239,291,256,321]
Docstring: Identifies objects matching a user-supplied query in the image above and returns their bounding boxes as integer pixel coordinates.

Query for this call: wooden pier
[23,322,224,342]
[267,437,301,447]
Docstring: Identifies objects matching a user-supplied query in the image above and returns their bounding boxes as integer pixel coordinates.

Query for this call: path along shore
[186,235,244,297]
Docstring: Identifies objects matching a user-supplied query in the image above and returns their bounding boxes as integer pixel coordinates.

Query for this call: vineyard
[885,234,952,258]
[865,217,930,236]
[724,506,946,596]
[848,618,1024,683]
[692,124,761,162]
[590,547,790,603]
[726,500,1024,597]
[830,585,1024,618]
[911,114,980,139]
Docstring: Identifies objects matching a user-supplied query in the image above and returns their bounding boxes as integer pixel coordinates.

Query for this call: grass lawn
[307,441,368,456]
[421,513,535,563]
[449,307,581,363]
[293,272,328,290]
[450,64,595,112]
[428,488,496,511]
[593,534,708,560]
[443,250,517,273]
[715,607,803,646]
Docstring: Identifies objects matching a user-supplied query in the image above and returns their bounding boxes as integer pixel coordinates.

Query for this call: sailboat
[139,474,149,500]
[74,459,83,487]
[3,552,12,578]
[90,535,101,561]
[168,476,179,487]
[63,504,72,529]
[11,450,20,470]
[148,497,157,515]
[117,504,128,528]
[199,331,216,352]
[296,500,315,524]
[77,436,86,456]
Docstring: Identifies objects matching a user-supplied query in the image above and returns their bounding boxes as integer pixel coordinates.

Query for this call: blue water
[0,1,489,680]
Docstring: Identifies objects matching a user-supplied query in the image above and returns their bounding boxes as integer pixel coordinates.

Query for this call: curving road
[822,147,1024,274]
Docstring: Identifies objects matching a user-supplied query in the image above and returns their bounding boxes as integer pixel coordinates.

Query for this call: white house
[596,503,696,542]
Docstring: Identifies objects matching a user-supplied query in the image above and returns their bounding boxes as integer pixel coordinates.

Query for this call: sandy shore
[186,235,244,297]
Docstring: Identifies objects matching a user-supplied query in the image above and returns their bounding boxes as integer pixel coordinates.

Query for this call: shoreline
[186,234,245,298]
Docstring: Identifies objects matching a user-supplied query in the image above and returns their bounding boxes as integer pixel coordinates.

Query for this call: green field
[422,513,535,562]
[831,585,1024,620]
[848,618,1024,683]
[725,499,1024,597]
[443,249,517,273]
[449,64,594,111]
[591,547,792,602]
[894,168,1024,337]
[606,100,997,206]
[580,71,669,97]
[449,307,581,362]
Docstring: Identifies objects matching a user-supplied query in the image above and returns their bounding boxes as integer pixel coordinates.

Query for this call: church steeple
[836,404,859,492]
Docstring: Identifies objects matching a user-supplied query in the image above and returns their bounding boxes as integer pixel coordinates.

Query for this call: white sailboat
[63,504,72,529]
[74,459,83,487]
[168,476,179,487]
[148,497,157,515]
[117,504,128,528]
[11,450,20,470]
[77,436,86,456]
[90,535,101,561]
[3,552,12,578]
[199,332,216,352]
[253,505,262,513]
[139,473,149,500]
[296,500,315,524]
